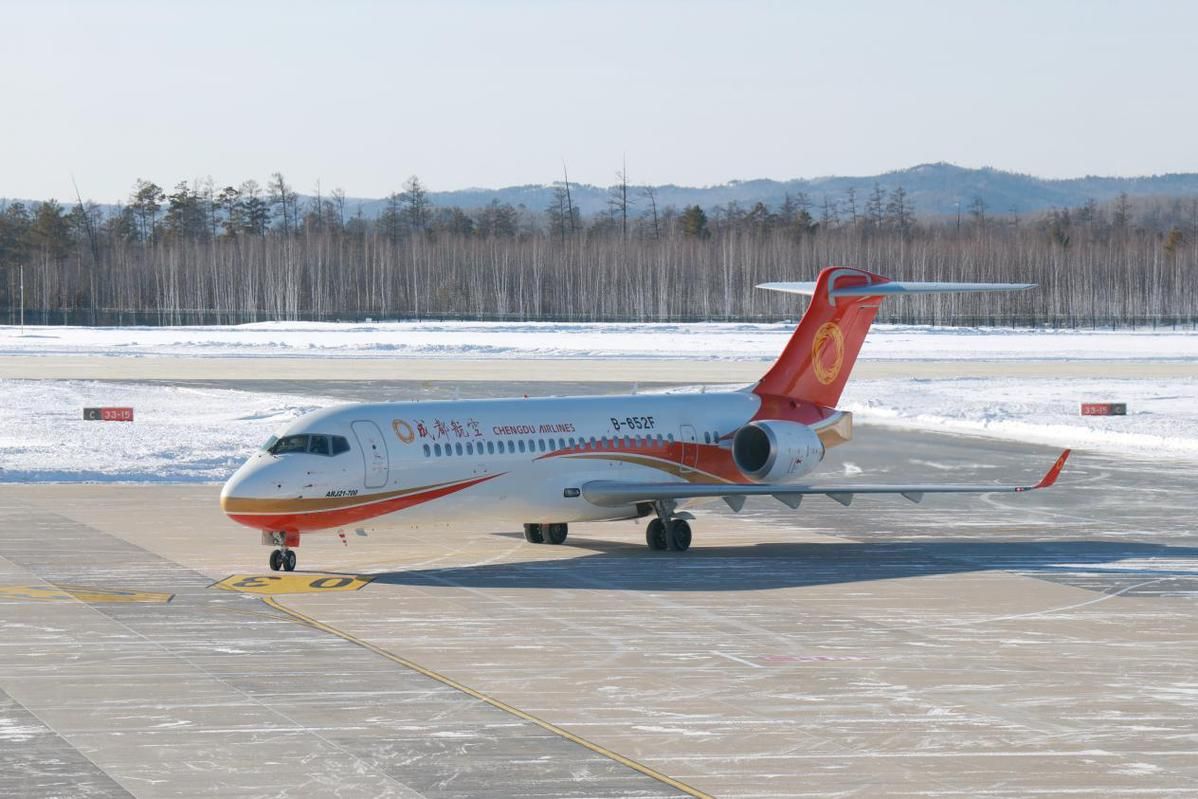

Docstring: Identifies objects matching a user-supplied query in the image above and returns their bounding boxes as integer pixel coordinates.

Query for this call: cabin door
[352,420,390,489]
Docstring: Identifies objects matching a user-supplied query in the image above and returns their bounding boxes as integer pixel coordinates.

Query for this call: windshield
[266,434,351,456]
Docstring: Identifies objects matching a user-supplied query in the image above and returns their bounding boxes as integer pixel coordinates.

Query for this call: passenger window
[538,439,546,452]
[331,436,350,455]
[423,444,430,457]
[455,443,463,455]
[568,437,576,447]
[434,443,442,456]
[465,442,473,455]
[667,434,675,442]
[703,432,711,444]
[486,441,495,454]
[308,435,331,456]
[518,440,525,453]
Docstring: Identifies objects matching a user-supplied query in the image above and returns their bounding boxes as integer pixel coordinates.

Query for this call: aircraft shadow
[367,537,1198,593]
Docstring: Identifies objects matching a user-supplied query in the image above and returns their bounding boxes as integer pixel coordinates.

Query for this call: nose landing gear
[264,532,298,571]
[268,548,296,572]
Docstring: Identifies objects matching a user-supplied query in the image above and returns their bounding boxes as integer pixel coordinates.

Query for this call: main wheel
[523,523,544,544]
[283,550,297,571]
[269,549,283,571]
[645,518,667,550]
[545,523,568,545]
[667,519,692,552]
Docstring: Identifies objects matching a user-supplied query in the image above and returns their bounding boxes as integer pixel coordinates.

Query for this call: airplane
[220,266,1071,572]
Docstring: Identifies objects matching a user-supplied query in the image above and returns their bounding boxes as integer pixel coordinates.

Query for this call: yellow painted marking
[263,595,714,799]
[213,573,373,595]
[0,584,173,603]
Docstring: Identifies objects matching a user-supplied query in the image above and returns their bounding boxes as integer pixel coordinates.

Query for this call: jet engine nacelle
[732,420,825,482]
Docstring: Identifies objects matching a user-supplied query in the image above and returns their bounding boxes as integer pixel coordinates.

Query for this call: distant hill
[13,163,1198,219]
[339,163,1198,218]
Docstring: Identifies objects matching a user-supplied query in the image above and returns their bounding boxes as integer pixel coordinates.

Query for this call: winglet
[1033,449,1071,489]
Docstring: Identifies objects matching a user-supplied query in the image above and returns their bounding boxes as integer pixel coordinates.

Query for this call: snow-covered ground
[2,320,1197,361]
[841,378,1198,459]
[1,375,1195,484]
[0,381,335,483]
[2,321,1194,481]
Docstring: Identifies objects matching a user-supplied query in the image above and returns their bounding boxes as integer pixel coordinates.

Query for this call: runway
[3,390,1197,797]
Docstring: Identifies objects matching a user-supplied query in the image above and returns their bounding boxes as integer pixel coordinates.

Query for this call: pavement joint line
[262,594,716,799]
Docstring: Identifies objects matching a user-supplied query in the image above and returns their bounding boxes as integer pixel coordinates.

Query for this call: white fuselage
[220,390,788,533]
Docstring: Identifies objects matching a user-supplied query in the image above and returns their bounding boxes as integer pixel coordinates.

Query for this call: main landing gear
[265,532,297,572]
[523,523,568,545]
[645,500,692,552]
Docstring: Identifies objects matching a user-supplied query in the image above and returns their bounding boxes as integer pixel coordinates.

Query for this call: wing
[581,450,1071,511]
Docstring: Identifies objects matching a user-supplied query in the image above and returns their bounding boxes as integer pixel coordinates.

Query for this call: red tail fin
[754,267,889,407]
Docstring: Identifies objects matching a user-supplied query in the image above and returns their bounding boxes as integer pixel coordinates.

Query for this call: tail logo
[811,321,845,385]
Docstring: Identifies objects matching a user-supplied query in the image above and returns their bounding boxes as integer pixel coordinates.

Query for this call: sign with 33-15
[83,407,135,422]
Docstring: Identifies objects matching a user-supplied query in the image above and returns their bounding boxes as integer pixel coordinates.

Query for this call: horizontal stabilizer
[758,280,1036,298]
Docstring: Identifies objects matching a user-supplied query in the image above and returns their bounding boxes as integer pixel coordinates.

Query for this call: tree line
[1,172,1195,327]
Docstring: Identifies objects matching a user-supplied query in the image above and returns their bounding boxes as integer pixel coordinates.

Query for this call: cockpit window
[267,434,352,457]
[261,435,279,452]
[270,435,310,455]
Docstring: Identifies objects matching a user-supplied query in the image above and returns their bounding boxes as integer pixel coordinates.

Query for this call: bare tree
[640,185,660,239]
[608,161,632,239]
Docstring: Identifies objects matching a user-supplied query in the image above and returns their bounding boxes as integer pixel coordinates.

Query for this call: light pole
[19,263,24,331]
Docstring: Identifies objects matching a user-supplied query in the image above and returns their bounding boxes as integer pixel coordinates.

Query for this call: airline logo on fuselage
[811,321,845,385]
[392,419,416,443]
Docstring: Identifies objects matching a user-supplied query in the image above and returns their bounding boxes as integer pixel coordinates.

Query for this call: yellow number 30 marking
[214,574,372,595]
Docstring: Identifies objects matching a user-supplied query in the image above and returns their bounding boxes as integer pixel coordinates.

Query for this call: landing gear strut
[645,501,691,552]
[523,523,568,545]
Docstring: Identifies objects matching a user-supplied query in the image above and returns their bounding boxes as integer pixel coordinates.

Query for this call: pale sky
[3,0,1196,201]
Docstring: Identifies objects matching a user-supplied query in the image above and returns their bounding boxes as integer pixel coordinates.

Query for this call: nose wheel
[268,548,296,572]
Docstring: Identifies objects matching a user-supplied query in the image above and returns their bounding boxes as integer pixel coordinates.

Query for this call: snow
[841,378,1198,460]
[0,381,335,483]
[2,320,1196,482]
[1,320,1197,362]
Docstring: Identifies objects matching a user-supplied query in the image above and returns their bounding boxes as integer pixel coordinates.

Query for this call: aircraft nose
[220,456,284,512]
